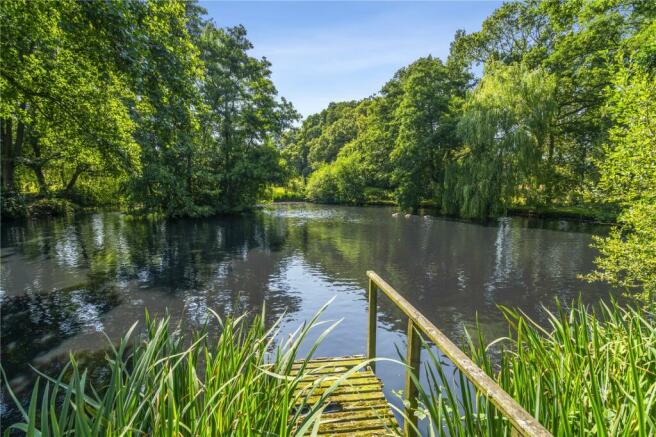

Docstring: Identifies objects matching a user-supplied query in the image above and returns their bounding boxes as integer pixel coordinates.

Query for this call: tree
[196,24,297,214]
[454,62,557,218]
[588,59,656,300]
[391,57,460,211]
[123,1,205,217]
[450,0,552,69]
[0,0,139,199]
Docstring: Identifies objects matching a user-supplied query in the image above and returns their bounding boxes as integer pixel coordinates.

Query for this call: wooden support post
[367,278,377,371]
[404,319,421,437]
[367,270,551,436]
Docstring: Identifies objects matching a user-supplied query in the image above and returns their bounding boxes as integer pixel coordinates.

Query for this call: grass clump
[2,301,360,436]
[413,301,656,436]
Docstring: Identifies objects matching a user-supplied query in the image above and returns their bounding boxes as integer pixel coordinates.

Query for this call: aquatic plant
[2,301,365,436]
[412,300,656,436]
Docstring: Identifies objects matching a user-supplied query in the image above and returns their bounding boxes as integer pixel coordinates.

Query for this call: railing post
[367,278,378,371]
[404,319,421,437]
[366,271,551,437]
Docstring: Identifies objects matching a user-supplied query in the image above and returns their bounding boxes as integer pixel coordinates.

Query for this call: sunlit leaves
[589,59,656,300]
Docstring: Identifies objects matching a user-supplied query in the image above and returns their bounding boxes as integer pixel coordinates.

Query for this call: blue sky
[201,1,503,117]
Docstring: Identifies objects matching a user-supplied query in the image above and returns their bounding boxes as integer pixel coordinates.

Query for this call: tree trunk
[33,165,48,196]
[1,118,15,192]
[29,139,49,196]
[1,116,26,193]
[64,164,87,195]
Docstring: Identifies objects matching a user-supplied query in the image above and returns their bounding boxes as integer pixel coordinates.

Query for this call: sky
[201,1,503,117]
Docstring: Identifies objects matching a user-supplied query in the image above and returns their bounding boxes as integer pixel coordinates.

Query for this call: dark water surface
[1,203,615,426]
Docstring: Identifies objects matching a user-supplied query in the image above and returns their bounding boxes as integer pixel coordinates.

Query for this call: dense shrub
[27,198,76,217]
[306,153,365,204]
[0,191,28,220]
[306,165,339,203]
[363,187,394,204]
[269,178,306,202]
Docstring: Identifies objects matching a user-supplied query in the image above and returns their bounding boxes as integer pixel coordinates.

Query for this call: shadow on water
[1,204,617,429]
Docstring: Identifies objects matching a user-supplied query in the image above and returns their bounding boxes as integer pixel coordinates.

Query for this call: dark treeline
[1,0,297,218]
[283,0,654,218]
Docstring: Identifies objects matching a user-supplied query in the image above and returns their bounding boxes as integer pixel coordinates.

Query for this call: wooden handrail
[366,271,552,437]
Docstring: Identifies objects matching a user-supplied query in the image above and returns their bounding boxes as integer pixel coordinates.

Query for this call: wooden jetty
[292,355,400,435]
[291,271,552,437]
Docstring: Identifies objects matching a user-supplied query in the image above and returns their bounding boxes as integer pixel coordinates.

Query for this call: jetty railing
[366,270,552,437]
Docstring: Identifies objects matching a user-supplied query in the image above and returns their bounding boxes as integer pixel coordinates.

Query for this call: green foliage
[282,102,358,180]
[2,303,364,436]
[306,153,366,204]
[282,0,653,228]
[268,178,306,202]
[27,198,76,218]
[391,57,457,211]
[189,25,296,215]
[413,300,656,435]
[1,0,296,219]
[0,190,27,220]
[363,187,394,204]
[588,56,656,300]
[0,0,140,200]
[453,62,558,218]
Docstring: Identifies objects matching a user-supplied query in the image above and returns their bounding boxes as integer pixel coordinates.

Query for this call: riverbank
[268,184,617,224]
[3,184,616,225]
[268,198,617,224]
[508,205,618,224]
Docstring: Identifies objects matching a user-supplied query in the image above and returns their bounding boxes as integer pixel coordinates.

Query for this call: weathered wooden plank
[315,399,392,412]
[294,382,383,398]
[318,417,399,433]
[292,368,376,381]
[294,374,381,388]
[292,361,366,372]
[294,376,380,390]
[291,356,365,369]
[294,383,384,399]
[292,355,400,436]
[307,407,393,422]
[317,429,396,436]
[294,366,370,376]
[303,389,386,405]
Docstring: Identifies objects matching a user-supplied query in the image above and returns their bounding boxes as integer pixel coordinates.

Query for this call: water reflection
[1,205,614,426]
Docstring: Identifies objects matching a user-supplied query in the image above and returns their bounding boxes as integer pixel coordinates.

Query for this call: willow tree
[453,62,557,219]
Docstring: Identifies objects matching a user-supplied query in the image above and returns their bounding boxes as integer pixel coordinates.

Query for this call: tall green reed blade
[405,299,656,436]
[1,300,371,437]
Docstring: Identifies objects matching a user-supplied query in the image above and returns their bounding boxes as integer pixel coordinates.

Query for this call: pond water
[0,203,615,427]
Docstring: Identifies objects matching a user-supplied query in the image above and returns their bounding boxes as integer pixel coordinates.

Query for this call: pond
[0,203,615,426]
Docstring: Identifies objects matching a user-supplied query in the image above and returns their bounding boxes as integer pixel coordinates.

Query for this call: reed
[413,300,656,436]
[2,301,360,436]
